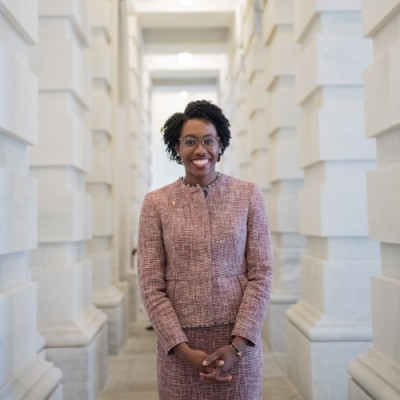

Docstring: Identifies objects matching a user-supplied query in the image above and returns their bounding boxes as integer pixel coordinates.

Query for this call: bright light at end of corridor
[179,0,194,6]
[180,91,189,99]
[177,52,193,66]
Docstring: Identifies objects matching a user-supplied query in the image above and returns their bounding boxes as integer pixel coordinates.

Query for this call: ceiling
[131,0,237,86]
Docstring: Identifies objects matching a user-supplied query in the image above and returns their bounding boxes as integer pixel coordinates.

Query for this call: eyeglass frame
[178,135,220,150]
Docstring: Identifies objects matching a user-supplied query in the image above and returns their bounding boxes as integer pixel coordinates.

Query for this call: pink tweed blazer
[138,174,273,354]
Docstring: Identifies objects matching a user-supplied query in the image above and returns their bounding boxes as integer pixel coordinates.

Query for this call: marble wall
[0,1,62,399]
[348,1,400,398]
[87,0,127,356]
[287,2,380,399]
[29,1,108,398]
[225,1,396,399]
[262,0,304,367]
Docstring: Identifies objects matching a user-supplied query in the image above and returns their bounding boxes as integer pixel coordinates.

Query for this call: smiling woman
[137,100,273,400]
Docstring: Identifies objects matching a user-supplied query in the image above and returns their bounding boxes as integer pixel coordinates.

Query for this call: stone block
[89,0,112,36]
[0,350,62,400]
[128,15,138,43]
[99,295,126,355]
[266,82,299,136]
[34,19,90,108]
[265,30,296,88]
[299,179,370,236]
[91,91,112,133]
[0,0,37,43]
[288,320,370,400]
[371,275,400,363]
[33,260,92,326]
[268,188,301,232]
[91,251,112,290]
[37,188,91,242]
[301,255,379,317]
[0,44,38,144]
[245,38,267,82]
[0,253,28,291]
[45,323,107,400]
[39,0,90,45]
[367,165,400,243]
[87,147,112,184]
[298,104,376,166]
[272,246,302,291]
[361,0,400,37]
[91,45,112,86]
[269,134,303,181]
[348,347,400,400]
[248,74,267,116]
[348,379,374,400]
[263,0,293,44]
[263,302,292,354]
[92,198,113,236]
[31,111,91,172]
[0,283,37,384]
[364,39,400,138]
[250,110,267,150]
[296,33,372,104]
[243,1,256,50]
[0,170,37,255]
[249,148,269,189]
[293,0,362,42]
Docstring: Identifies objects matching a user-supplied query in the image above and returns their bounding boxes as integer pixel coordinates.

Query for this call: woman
[138,100,273,399]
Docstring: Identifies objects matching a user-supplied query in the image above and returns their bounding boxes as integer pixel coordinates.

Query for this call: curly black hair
[161,100,231,164]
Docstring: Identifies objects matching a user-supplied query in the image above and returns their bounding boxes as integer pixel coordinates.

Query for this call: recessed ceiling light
[177,52,193,66]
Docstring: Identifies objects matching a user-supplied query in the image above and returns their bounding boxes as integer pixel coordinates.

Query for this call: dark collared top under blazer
[138,173,273,355]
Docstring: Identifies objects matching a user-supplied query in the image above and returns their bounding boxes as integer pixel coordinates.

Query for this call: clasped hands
[174,338,246,384]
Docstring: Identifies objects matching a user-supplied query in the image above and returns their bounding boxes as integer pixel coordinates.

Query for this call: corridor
[2,0,400,399]
[98,313,300,400]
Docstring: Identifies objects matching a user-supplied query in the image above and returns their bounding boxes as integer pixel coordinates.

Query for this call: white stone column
[348,2,400,398]
[232,0,253,182]
[87,0,127,355]
[262,0,304,366]
[287,2,380,399]
[0,2,62,398]
[123,14,146,319]
[30,2,108,399]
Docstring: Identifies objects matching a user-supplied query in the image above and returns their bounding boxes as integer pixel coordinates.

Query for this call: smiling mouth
[192,159,209,166]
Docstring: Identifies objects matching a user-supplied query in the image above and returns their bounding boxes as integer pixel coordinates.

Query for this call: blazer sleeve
[138,193,188,354]
[231,184,273,345]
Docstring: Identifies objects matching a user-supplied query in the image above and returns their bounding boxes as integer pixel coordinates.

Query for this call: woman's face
[176,118,221,186]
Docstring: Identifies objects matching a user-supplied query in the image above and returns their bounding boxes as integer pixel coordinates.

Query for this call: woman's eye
[204,138,215,146]
[184,139,196,146]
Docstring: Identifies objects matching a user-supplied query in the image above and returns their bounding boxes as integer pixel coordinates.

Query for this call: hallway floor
[98,313,300,400]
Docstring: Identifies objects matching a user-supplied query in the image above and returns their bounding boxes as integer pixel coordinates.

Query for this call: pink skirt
[157,323,262,400]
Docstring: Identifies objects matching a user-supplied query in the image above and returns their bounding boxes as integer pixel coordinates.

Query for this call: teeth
[192,159,208,166]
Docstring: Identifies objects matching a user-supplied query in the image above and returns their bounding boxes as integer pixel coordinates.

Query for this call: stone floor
[98,314,301,400]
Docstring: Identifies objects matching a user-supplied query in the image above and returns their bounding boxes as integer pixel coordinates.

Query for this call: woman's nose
[193,141,207,153]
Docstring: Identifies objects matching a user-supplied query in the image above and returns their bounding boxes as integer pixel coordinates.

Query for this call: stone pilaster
[125,14,148,319]
[0,2,62,398]
[262,0,304,367]
[87,0,127,355]
[30,1,107,399]
[287,2,380,399]
[348,1,400,398]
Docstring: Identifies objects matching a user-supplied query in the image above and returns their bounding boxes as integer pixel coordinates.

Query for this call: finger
[199,371,232,383]
[206,359,224,369]
[202,352,222,367]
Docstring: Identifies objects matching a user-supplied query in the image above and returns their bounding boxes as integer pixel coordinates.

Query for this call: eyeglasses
[179,136,220,150]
